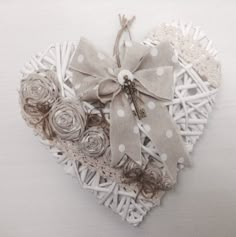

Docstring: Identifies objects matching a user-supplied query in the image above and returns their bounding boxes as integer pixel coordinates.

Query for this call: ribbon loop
[97,79,120,104]
[70,37,115,78]
[134,66,174,100]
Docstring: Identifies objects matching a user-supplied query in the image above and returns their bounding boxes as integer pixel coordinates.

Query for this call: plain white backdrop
[0,0,236,236]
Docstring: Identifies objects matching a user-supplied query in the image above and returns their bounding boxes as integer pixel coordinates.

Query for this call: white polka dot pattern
[75,83,81,90]
[118,144,126,153]
[144,124,151,132]
[166,129,173,138]
[178,157,185,163]
[160,153,168,161]
[156,67,164,76]
[117,109,125,117]
[150,48,158,56]
[97,52,105,60]
[77,54,84,63]
[147,101,156,110]
[107,67,114,75]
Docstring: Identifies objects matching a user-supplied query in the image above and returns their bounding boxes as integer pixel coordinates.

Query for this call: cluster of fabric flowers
[19,70,109,159]
[19,68,175,200]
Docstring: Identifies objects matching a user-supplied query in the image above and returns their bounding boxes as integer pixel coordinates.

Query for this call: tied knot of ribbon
[70,15,190,182]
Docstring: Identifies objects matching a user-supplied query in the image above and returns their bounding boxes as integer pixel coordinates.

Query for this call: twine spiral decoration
[20,71,59,119]
[49,99,86,141]
[19,71,60,139]
[80,127,109,158]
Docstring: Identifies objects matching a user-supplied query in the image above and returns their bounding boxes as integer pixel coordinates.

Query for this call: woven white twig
[20,22,219,226]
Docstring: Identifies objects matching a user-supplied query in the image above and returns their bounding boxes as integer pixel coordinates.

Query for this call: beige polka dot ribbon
[70,37,190,182]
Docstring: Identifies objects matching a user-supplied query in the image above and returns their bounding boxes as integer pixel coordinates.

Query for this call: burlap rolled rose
[80,127,109,158]
[20,70,60,121]
[49,99,86,141]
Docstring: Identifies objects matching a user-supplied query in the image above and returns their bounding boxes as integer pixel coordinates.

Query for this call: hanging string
[113,14,136,67]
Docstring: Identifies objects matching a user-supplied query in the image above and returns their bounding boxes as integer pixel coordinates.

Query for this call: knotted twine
[123,159,173,201]
[113,14,136,67]
[24,99,56,139]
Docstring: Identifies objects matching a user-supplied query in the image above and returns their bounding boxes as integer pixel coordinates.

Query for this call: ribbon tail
[141,94,190,183]
[110,92,142,167]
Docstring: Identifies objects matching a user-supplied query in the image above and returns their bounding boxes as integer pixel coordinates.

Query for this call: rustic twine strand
[24,99,56,140]
[123,160,172,201]
[113,14,136,67]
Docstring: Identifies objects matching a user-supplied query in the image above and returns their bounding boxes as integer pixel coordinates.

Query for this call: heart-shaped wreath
[19,16,221,226]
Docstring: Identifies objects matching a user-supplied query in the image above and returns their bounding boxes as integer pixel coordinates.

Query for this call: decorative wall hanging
[19,16,221,226]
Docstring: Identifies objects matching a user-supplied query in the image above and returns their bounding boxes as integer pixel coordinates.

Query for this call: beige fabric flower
[20,70,60,122]
[80,127,109,158]
[49,99,86,141]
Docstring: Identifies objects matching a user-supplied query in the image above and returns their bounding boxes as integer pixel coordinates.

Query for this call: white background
[0,0,236,236]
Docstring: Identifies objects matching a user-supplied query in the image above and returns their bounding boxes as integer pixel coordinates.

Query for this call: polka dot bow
[70,37,190,182]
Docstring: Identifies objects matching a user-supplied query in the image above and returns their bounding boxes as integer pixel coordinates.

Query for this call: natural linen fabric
[70,37,190,182]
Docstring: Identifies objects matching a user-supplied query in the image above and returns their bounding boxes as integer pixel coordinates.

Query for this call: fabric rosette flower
[79,127,109,158]
[49,99,86,141]
[19,70,60,122]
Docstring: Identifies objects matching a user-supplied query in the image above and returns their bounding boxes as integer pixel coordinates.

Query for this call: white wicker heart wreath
[19,18,221,226]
